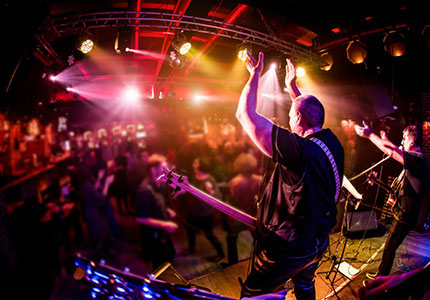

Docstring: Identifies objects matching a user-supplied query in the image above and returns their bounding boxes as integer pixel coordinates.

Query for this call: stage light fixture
[179,42,191,55]
[383,31,406,57]
[296,67,306,77]
[122,87,140,103]
[168,50,185,69]
[172,31,191,55]
[346,40,367,64]
[237,42,252,62]
[114,28,132,54]
[79,39,94,54]
[320,52,333,71]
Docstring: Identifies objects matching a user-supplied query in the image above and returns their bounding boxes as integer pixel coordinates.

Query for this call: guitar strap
[310,137,342,203]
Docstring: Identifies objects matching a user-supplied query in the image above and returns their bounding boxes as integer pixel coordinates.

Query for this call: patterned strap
[310,137,342,203]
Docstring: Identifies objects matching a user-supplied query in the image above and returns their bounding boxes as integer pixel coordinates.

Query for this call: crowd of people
[1,52,429,300]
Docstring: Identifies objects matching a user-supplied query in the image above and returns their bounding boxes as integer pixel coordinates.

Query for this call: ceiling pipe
[185,3,250,76]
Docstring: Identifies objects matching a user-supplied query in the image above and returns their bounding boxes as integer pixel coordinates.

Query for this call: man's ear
[297,111,303,125]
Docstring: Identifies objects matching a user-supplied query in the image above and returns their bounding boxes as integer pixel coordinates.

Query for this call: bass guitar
[157,167,256,229]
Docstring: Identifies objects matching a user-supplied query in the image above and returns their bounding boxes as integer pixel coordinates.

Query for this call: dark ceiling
[1,0,428,119]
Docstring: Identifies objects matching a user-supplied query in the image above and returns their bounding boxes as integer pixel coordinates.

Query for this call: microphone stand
[349,155,391,182]
[318,192,357,293]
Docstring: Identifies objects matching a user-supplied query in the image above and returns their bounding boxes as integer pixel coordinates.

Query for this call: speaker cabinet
[345,211,378,233]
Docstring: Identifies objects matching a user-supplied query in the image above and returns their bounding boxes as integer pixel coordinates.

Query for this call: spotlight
[114,28,132,54]
[172,31,191,55]
[296,67,306,77]
[320,52,333,71]
[236,42,252,62]
[194,94,203,103]
[49,75,57,82]
[179,42,191,55]
[270,63,277,70]
[122,87,140,103]
[79,39,94,54]
[383,31,406,57]
[346,40,367,64]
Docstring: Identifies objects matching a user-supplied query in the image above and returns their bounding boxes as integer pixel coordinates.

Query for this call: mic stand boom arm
[349,155,391,182]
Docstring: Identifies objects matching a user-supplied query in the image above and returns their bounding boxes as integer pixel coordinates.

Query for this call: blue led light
[91,277,99,285]
[124,267,130,272]
[92,287,101,293]
[91,291,97,299]
[86,268,93,275]
[143,293,153,299]
[94,271,109,280]
[117,287,125,293]
[143,286,149,292]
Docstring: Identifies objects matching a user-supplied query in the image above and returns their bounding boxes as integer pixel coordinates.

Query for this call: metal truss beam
[38,11,324,66]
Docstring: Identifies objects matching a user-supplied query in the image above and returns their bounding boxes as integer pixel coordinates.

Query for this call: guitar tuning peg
[178,176,183,183]
[175,186,181,192]
[167,171,173,179]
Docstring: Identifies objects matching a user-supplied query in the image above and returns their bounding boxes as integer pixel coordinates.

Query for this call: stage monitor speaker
[345,211,378,233]
[152,262,189,286]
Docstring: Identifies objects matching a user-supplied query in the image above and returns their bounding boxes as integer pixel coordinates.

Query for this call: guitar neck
[182,184,256,229]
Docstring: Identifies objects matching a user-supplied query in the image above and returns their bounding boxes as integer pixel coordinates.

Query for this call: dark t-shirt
[257,126,344,255]
[184,175,220,218]
[135,181,169,221]
[394,151,429,226]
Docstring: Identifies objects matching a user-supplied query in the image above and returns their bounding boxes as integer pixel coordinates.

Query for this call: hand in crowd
[354,121,373,138]
[167,208,176,219]
[245,49,264,75]
[285,58,297,89]
[163,221,179,233]
[98,168,106,180]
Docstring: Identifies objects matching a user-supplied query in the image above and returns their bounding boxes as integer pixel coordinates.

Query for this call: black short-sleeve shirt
[395,151,429,226]
[257,126,344,255]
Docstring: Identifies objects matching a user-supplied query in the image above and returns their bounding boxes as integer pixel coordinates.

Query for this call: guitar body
[367,171,400,212]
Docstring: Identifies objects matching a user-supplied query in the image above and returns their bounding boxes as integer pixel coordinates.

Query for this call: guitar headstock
[157,167,189,192]
[367,171,378,186]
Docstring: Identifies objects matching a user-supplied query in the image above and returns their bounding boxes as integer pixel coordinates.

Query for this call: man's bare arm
[355,121,404,165]
[236,51,273,157]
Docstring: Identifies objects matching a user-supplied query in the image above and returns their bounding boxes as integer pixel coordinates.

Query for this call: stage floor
[50,209,430,300]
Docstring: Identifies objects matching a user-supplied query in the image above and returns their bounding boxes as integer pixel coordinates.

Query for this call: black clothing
[257,127,344,255]
[183,175,224,258]
[393,151,429,227]
[377,150,429,276]
[242,126,344,299]
[135,180,175,270]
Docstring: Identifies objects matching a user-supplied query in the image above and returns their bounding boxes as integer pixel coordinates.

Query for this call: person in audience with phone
[355,123,429,279]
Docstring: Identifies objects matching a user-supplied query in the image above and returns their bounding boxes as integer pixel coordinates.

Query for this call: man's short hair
[233,153,257,174]
[295,95,325,128]
[404,125,422,147]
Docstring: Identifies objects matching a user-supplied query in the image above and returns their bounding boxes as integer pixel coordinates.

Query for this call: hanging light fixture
[320,52,333,71]
[383,31,406,57]
[346,40,367,64]
[172,31,191,55]
[236,42,252,62]
[77,32,95,54]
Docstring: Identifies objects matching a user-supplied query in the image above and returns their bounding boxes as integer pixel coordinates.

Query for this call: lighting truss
[36,11,324,67]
